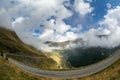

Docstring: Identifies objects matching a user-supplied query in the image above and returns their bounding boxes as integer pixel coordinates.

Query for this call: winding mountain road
[8,51,120,79]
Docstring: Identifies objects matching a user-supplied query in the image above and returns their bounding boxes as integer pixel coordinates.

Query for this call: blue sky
[1,0,119,32]
[64,0,120,31]
[1,0,120,51]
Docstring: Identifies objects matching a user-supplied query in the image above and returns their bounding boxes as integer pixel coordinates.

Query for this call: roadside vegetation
[0,56,46,80]
[0,54,120,80]
[8,54,57,69]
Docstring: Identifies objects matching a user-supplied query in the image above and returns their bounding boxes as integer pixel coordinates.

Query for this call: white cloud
[100,6,120,33]
[70,24,82,32]
[84,6,120,48]
[38,28,78,42]
[45,19,71,34]
[0,8,12,29]
[106,3,111,9]
[0,0,120,52]
[39,29,54,41]
[74,0,93,16]
[12,17,24,27]
[55,21,71,34]
[86,0,93,3]
[55,32,78,42]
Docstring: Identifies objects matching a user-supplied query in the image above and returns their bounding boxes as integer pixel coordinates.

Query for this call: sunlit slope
[0,27,57,69]
[0,27,42,56]
[0,56,120,80]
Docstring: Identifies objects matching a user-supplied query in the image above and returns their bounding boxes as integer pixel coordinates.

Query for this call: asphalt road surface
[8,51,120,79]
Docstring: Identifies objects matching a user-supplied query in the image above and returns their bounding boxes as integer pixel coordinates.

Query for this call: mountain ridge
[44,38,85,49]
[0,27,57,69]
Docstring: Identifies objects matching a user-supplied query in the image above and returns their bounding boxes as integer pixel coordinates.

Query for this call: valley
[45,39,118,69]
[0,27,120,79]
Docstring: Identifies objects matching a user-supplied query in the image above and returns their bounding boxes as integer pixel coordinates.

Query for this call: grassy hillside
[0,56,43,80]
[0,27,57,69]
[0,55,120,80]
[0,27,120,80]
[0,27,43,56]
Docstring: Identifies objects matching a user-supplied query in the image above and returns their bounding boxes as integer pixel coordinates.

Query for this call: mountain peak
[44,38,85,48]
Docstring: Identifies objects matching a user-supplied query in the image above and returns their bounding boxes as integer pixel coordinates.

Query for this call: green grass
[0,55,120,80]
[0,27,57,70]
[0,27,40,56]
[8,54,57,69]
[0,56,44,80]
[0,27,120,80]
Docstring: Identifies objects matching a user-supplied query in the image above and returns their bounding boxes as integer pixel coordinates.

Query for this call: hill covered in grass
[0,27,42,56]
[0,27,120,80]
[0,27,57,69]
[0,55,120,80]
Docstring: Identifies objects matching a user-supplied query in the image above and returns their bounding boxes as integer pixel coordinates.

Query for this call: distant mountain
[45,34,111,49]
[96,34,109,38]
[62,47,114,67]
[0,27,57,69]
[0,27,44,56]
[45,38,85,48]
[44,35,120,68]
[45,38,116,68]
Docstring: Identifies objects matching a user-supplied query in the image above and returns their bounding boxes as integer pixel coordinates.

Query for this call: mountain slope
[0,27,42,56]
[0,55,120,80]
[45,38,85,48]
[0,27,120,79]
[45,38,120,68]
[0,27,57,69]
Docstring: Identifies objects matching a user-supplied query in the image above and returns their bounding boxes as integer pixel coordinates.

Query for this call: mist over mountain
[44,38,85,49]
[44,35,120,68]
[44,33,117,50]
[0,0,120,52]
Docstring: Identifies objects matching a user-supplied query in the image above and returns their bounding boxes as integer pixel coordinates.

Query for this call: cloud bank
[0,0,120,51]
